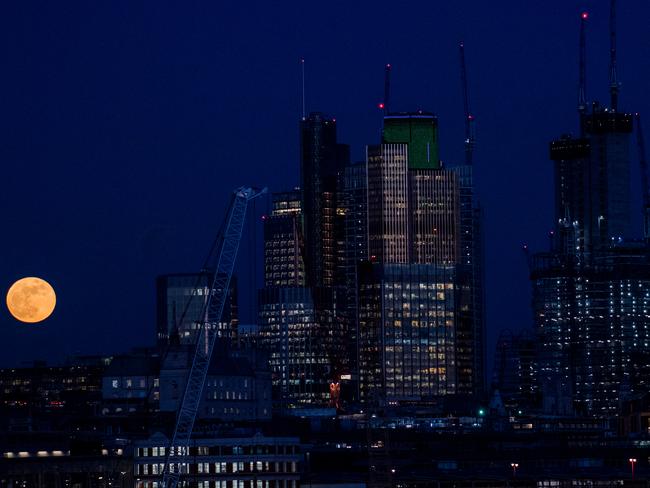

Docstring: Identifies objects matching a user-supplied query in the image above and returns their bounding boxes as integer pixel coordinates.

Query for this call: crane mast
[161,185,266,488]
[383,63,392,115]
[459,42,475,165]
[609,0,619,111]
[578,12,588,135]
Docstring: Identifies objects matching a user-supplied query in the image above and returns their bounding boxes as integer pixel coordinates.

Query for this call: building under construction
[532,2,650,417]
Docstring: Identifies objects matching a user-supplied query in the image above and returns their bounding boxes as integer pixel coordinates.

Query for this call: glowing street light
[629,458,637,479]
[510,462,519,477]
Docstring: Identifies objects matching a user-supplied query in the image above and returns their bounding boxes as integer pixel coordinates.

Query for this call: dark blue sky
[1,1,649,370]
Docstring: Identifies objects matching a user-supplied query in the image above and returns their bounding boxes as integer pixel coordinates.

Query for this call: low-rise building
[133,432,301,488]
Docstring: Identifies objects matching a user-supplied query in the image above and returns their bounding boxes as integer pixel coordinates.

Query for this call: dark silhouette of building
[299,113,349,288]
[156,273,238,347]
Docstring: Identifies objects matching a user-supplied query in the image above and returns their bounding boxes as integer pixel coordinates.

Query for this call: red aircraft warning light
[581,12,589,20]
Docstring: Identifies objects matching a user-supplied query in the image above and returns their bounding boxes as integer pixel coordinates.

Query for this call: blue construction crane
[160,185,266,488]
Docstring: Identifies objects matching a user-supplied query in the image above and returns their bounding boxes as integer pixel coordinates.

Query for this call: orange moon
[6,277,56,323]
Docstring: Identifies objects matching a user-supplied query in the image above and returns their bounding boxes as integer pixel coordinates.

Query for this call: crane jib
[160,186,267,488]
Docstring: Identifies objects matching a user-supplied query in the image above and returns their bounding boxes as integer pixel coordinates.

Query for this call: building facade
[133,433,301,488]
[358,113,483,406]
[158,341,271,422]
[258,287,337,408]
[358,262,457,404]
[156,273,238,346]
[299,113,349,288]
[263,190,305,288]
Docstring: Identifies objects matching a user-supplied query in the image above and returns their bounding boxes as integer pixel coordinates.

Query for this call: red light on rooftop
[581,12,588,20]
[378,103,385,109]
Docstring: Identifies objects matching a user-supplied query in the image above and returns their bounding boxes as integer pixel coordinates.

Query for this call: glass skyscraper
[358,263,457,404]
[358,112,484,406]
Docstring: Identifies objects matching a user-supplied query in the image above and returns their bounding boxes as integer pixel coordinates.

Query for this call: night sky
[1,1,649,372]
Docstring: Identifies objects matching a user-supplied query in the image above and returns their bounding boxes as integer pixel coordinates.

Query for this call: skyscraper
[258,286,335,408]
[258,190,342,408]
[359,112,472,406]
[300,113,350,287]
[358,262,457,404]
[452,164,486,397]
[263,189,305,287]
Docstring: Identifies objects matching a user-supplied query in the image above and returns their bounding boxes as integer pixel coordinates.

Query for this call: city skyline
[1,0,650,374]
[3,2,650,485]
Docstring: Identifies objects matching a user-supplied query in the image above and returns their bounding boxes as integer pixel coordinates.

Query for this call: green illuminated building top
[383,113,439,169]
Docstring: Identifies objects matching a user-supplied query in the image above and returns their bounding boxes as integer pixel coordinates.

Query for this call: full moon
[6,277,56,323]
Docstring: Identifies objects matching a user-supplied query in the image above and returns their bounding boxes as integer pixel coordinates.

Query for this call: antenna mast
[578,12,588,134]
[609,0,619,111]
[460,42,475,165]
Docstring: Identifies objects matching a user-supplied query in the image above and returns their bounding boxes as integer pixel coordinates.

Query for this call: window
[112,379,119,389]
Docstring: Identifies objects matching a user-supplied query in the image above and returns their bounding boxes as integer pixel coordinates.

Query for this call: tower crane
[609,0,620,111]
[459,42,476,165]
[383,63,391,115]
[578,11,588,135]
[160,185,266,488]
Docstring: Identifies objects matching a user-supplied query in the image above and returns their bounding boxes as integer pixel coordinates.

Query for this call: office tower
[258,287,335,407]
[300,113,350,287]
[337,162,369,383]
[359,112,468,406]
[452,164,486,398]
[367,113,458,265]
[258,186,343,408]
[358,262,457,404]
[263,190,305,287]
[382,113,440,169]
[156,273,238,347]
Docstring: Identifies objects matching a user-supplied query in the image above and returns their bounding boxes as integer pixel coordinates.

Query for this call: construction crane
[609,0,619,111]
[160,185,267,488]
[578,12,588,135]
[383,63,391,115]
[459,42,476,165]
[637,114,650,241]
